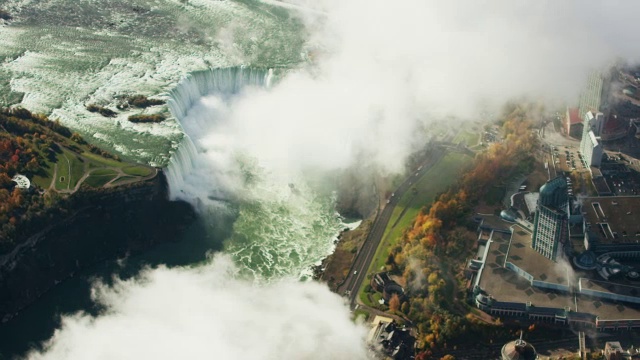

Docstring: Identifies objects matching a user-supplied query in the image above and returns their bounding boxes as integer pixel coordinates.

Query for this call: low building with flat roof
[591,167,613,195]
[565,107,582,137]
[582,196,640,253]
[473,215,640,332]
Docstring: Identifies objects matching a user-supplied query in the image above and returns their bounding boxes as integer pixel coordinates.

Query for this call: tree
[71,132,86,144]
[401,301,409,314]
[0,173,11,188]
[389,294,400,312]
[440,355,455,360]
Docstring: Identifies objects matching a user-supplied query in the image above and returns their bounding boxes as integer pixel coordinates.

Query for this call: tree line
[0,108,82,247]
[387,103,539,358]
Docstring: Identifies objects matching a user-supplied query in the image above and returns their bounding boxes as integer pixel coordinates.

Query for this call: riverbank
[315,217,373,292]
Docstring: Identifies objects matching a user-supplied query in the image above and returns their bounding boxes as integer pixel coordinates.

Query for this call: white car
[353,270,358,275]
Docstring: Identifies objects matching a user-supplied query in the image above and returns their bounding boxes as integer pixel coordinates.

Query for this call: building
[532,177,569,261]
[583,131,604,167]
[369,318,415,360]
[565,107,582,137]
[11,174,30,189]
[580,111,605,169]
[604,341,627,360]
[371,273,405,303]
[582,196,640,254]
[600,114,629,142]
[501,334,538,360]
[578,71,606,124]
[472,215,640,332]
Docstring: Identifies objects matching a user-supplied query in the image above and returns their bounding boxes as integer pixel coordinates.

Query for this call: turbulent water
[165,67,345,280]
[0,0,346,280]
[0,0,306,166]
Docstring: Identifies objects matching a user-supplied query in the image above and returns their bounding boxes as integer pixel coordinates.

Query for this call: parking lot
[550,145,586,173]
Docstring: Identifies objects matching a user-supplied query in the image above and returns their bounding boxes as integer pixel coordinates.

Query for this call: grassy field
[81,151,125,168]
[359,152,473,304]
[453,130,479,147]
[122,166,152,177]
[67,150,86,188]
[32,151,59,189]
[33,142,153,191]
[111,176,137,186]
[84,170,118,188]
[54,153,71,191]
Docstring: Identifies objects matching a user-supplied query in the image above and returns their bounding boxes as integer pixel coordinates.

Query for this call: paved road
[338,142,448,308]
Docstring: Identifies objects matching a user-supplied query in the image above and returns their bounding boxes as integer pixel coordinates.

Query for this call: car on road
[353,270,358,275]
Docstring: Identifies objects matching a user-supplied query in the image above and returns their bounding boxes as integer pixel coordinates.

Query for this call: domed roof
[500,209,517,222]
[574,251,597,270]
[501,339,537,360]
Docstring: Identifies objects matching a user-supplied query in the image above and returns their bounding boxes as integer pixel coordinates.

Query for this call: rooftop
[506,226,570,287]
[11,174,30,189]
[592,186,613,202]
[580,278,640,299]
[568,107,581,125]
[583,196,640,244]
[603,114,628,132]
[476,219,640,321]
[477,225,574,310]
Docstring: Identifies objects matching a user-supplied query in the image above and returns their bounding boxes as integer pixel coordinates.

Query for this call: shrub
[127,95,165,108]
[128,114,166,123]
[86,104,117,117]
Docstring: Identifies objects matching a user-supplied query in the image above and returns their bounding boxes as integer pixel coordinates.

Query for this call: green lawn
[84,170,118,188]
[32,150,58,189]
[122,166,152,177]
[111,176,137,185]
[81,151,125,168]
[363,152,473,290]
[54,153,71,191]
[91,168,118,176]
[68,151,86,189]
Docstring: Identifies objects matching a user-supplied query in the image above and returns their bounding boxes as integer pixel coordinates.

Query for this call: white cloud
[23,1,640,357]
[212,0,640,174]
[26,255,369,360]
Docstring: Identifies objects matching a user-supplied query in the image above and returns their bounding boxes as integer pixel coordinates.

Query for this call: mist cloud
[205,0,640,174]
[26,255,369,360]
[23,1,640,358]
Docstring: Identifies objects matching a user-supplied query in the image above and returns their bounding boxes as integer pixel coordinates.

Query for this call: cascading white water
[167,67,272,120]
[162,66,346,280]
[165,67,272,201]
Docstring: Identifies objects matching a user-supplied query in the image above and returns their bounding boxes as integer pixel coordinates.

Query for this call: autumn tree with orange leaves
[393,103,539,354]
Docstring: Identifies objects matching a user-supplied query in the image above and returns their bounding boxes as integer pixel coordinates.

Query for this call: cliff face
[0,173,196,322]
[334,166,380,220]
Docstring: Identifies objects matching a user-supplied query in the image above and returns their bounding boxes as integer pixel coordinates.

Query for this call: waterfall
[164,67,274,201]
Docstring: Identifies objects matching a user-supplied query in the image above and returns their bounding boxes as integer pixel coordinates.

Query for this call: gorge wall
[0,174,196,322]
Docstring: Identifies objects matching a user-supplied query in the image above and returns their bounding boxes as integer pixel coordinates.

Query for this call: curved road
[338,142,448,309]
